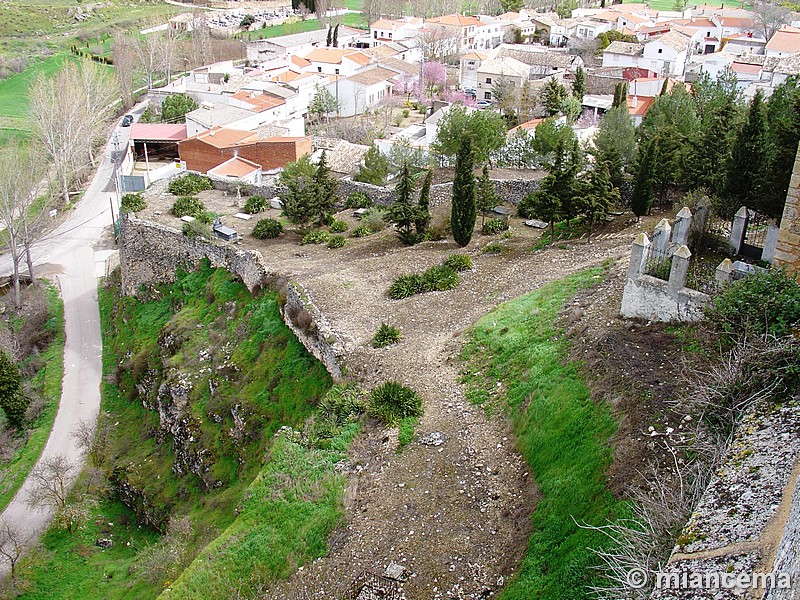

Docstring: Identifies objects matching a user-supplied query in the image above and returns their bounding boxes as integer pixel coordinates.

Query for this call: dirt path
[251,225,636,599]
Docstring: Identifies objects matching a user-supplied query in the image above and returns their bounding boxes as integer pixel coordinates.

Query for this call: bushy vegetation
[181,221,211,240]
[706,268,800,341]
[461,266,625,599]
[443,254,473,272]
[301,229,331,245]
[344,191,372,209]
[372,323,402,348]
[482,217,508,235]
[252,218,283,239]
[171,196,206,218]
[0,350,26,428]
[120,193,146,213]
[168,173,213,196]
[330,219,348,233]
[388,264,460,299]
[360,208,387,233]
[351,224,371,238]
[482,241,503,255]
[368,381,423,426]
[243,194,269,214]
[327,234,346,249]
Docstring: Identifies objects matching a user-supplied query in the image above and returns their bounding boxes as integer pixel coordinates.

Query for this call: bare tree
[57,496,96,534]
[112,37,138,107]
[751,2,790,42]
[26,454,75,511]
[134,32,162,90]
[191,12,212,67]
[0,518,28,581]
[416,26,461,64]
[157,28,180,85]
[76,59,117,167]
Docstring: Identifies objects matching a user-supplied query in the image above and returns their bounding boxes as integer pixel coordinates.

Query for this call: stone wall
[651,399,800,599]
[118,214,344,380]
[773,143,800,280]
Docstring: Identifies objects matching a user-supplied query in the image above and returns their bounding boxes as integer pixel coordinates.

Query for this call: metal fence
[644,245,672,281]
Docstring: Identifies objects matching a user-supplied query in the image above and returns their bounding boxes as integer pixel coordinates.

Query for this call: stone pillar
[773,142,800,279]
[627,232,650,281]
[668,245,691,295]
[729,206,748,256]
[715,258,733,284]
[763,224,781,264]
[672,206,692,247]
[652,219,671,255]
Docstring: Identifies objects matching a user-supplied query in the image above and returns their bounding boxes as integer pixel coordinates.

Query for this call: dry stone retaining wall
[774,144,800,279]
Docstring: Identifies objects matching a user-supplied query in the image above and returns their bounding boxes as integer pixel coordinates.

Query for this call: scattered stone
[524,219,548,229]
[233,213,252,220]
[384,561,411,582]
[180,215,195,223]
[96,538,113,549]
[269,197,283,210]
[419,432,446,447]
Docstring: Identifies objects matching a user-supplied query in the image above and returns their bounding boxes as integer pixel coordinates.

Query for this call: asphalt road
[0,108,142,579]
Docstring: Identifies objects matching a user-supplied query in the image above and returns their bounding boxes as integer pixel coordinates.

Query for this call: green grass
[397,416,417,450]
[0,53,71,135]
[0,281,64,513]
[240,12,367,41]
[161,423,360,599]
[460,265,628,600]
[15,262,334,597]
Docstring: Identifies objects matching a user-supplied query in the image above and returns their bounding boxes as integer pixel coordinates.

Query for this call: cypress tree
[313,151,338,225]
[333,23,340,47]
[415,168,432,236]
[326,26,332,47]
[388,163,418,244]
[631,139,656,221]
[451,135,477,247]
[725,89,770,219]
[0,350,26,428]
[573,65,586,100]
[612,81,628,108]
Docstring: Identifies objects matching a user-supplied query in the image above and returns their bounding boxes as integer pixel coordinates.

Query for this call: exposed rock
[95,538,113,549]
[418,432,446,447]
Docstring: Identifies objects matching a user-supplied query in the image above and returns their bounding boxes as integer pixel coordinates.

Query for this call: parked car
[121,114,134,127]
[476,100,492,109]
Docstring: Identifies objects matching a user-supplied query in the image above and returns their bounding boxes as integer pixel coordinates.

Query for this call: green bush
[195,211,216,225]
[0,350,27,428]
[171,196,205,218]
[707,268,800,341]
[351,225,371,238]
[168,173,213,196]
[368,381,423,426]
[421,265,460,292]
[361,209,387,233]
[120,193,146,213]
[317,384,367,425]
[301,230,331,245]
[181,221,211,240]
[330,220,349,233]
[252,218,283,239]
[388,274,424,299]
[482,242,503,255]
[372,323,402,348]
[443,254,473,272]
[243,194,269,214]
[482,217,509,235]
[345,191,372,209]
[327,235,346,249]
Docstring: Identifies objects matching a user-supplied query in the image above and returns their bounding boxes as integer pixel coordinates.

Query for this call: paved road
[0,108,143,579]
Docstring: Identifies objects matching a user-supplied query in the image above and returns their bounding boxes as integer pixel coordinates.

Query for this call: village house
[327,66,396,117]
[369,17,424,47]
[300,48,373,77]
[425,13,484,52]
[765,26,800,58]
[245,26,363,62]
[476,57,530,102]
[459,51,488,91]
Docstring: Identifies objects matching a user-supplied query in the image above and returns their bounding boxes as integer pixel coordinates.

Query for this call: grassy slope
[0,282,64,513]
[460,265,627,600]
[241,11,367,41]
[15,263,335,598]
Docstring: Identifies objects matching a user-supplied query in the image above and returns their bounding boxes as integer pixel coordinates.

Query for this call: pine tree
[353,146,390,185]
[451,135,477,247]
[313,151,338,225]
[593,105,637,190]
[415,168,432,236]
[543,78,568,116]
[388,163,418,244]
[578,161,620,239]
[631,139,656,221]
[520,180,561,241]
[0,350,26,428]
[725,89,770,219]
[573,66,586,100]
[476,164,499,227]
[765,77,800,219]
[612,81,628,108]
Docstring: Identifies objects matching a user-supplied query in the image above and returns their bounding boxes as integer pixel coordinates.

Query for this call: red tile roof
[209,156,261,177]
[130,123,187,141]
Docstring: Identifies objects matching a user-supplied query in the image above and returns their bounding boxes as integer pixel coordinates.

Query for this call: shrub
[120,193,146,213]
[421,265,460,292]
[706,268,800,341]
[301,230,331,245]
[243,194,269,214]
[388,274,424,299]
[195,211,216,225]
[181,221,211,240]
[252,218,283,239]
[327,235,346,249]
[330,220,349,233]
[482,217,509,235]
[482,242,503,255]
[368,381,423,426]
[0,350,27,428]
[372,323,402,348]
[171,196,205,218]
[317,384,367,425]
[345,191,372,209]
[361,209,387,233]
[428,215,451,241]
[168,173,212,196]
[443,254,473,272]
[351,225,371,238]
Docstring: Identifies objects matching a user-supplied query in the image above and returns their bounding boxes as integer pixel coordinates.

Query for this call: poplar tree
[451,135,477,247]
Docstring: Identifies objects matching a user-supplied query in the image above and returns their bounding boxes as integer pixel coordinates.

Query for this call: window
[486,77,492,83]
[335,68,339,74]
[318,67,322,72]
[484,91,491,99]
[658,48,662,53]
[373,31,378,38]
